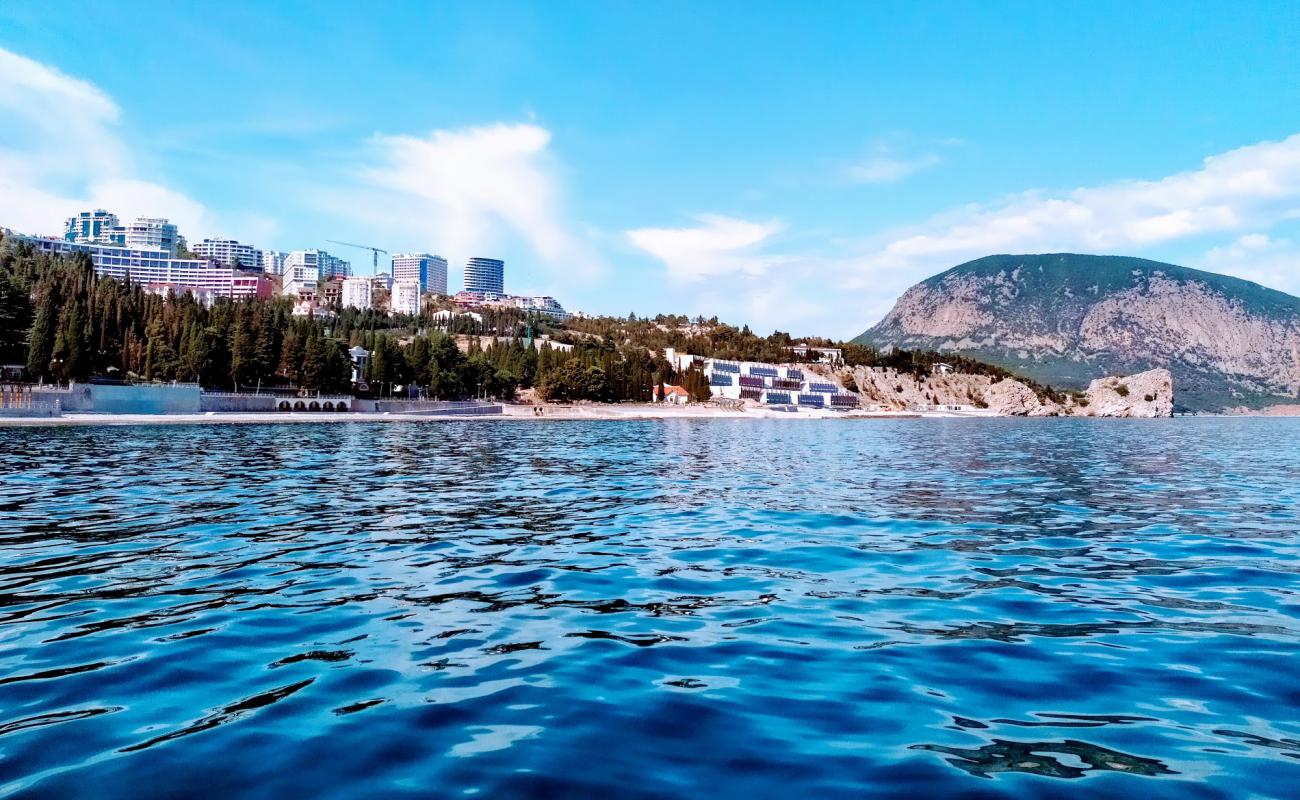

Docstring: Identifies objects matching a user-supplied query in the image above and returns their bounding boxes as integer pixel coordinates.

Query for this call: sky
[2,1,1299,338]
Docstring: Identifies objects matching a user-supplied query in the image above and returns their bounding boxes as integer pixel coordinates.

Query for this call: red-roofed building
[653,384,690,405]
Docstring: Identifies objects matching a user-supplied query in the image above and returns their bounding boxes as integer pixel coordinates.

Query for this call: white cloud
[848,151,941,184]
[626,215,785,281]
[0,47,217,241]
[347,122,602,280]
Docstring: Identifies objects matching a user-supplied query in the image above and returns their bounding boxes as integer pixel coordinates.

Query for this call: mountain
[853,254,1300,411]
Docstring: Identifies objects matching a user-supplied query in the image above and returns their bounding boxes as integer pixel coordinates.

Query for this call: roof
[657,384,689,396]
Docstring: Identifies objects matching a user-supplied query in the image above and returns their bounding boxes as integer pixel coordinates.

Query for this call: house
[653,384,690,405]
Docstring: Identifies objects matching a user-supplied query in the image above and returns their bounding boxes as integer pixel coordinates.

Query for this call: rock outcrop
[827,364,1172,417]
[854,253,1300,411]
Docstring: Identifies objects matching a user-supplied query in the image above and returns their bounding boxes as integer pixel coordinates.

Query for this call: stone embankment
[819,365,1173,417]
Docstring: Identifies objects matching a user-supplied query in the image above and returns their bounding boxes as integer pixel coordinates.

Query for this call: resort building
[664,348,859,410]
[63,209,120,244]
[392,253,448,295]
[390,280,422,316]
[115,218,181,255]
[341,277,373,310]
[653,384,690,405]
[193,238,261,269]
[261,250,287,275]
[464,257,504,295]
[786,345,844,365]
[285,249,351,279]
[512,295,571,320]
[18,234,273,300]
[281,264,319,297]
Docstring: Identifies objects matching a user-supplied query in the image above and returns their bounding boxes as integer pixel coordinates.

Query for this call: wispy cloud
[626,215,785,281]
[847,149,941,184]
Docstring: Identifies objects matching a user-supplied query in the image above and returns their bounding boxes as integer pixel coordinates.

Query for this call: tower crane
[326,239,389,276]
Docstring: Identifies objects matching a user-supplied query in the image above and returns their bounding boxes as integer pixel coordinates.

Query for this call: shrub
[1144,393,1155,402]
[1115,384,1130,397]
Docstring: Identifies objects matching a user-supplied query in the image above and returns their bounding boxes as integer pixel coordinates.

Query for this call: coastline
[0,404,935,427]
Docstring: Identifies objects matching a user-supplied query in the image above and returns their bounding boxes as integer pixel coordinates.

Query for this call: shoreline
[0,404,938,427]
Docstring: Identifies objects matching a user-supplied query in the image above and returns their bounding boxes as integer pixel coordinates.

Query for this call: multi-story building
[463,257,504,295]
[341,277,372,310]
[390,281,422,316]
[114,218,180,255]
[63,210,120,244]
[193,238,261,269]
[320,277,344,308]
[512,295,570,320]
[21,235,272,300]
[285,249,351,280]
[392,253,448,295]
[281,264,320,298]
[261,250,287,275]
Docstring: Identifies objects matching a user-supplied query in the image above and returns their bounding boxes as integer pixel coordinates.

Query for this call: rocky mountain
[854,254,1300,411]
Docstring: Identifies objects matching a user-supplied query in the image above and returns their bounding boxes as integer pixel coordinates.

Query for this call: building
[392,253,448,295]
[653,384,690,405]
[285,249,351,280]
[662,348,859,410]
[22,235,272,299]
[348,346,370,384]
[64,210,120,244]
[115,218,180,255]
[281,264,319,297]
[193,238,261,269]
[320,277,344,308]
[390,281,422,316]
[464,257,504,295]
[787,345,843,365]
[341,277,373,310]
[261,250,287,275]
[512,295,570,320]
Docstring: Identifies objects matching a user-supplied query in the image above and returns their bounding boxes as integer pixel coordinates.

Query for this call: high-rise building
[464,257,504,296]
[392,253,448,295]
[261,250,287,275]
[64,210,121,244]
[285,249,351,280]
[390,281,422,316]
[341,277,373,310]
[115,218,180,255]
[193,238,261,269]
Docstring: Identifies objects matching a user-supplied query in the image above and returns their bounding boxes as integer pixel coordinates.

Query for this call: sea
[1,418,1298,798]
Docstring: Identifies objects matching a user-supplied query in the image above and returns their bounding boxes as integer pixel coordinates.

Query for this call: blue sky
[2,1,1299,336]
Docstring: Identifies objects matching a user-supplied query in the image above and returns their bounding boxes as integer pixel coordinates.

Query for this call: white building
[281,264,320,297]
[390,280,422,316]
[193,238,261,269]
[117,218,180,255]
[261,250,287,275]
[342,277,373,310]
[21,234,271,300]
[392,253,448,295]
[512,295,570,320]
[285,249,351,279]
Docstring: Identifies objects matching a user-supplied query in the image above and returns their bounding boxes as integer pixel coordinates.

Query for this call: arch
[335,402,348,412]
[323,401,335,411]
[308,401,321,411]
[293,400,306,411]
[278,401,291,411]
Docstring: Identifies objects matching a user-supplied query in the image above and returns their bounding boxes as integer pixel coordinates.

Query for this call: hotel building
[285,249,351,280]
[20,235,272,300]
[463,257,504,295]
[390,281,422,316]
[193,238,261,269]
[341,277,373,310]
[392,253,448,295]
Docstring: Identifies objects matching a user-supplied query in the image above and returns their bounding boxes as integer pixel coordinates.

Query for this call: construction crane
[326,239,389,276]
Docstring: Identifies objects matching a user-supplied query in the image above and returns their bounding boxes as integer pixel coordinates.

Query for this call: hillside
[853,254,1300,411]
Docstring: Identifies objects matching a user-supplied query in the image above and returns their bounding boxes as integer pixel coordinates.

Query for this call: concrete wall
[89,384,201,414]
[200,393,279,413]
[373,399,501,415]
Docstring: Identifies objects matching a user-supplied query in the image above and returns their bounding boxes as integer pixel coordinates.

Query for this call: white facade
[342,277,373,310]
[512,295,570,320]
[261,250,287,274]
[22,235,270,299]
[118,218,180,255]
[64,209,120,244]
[194,238,261,269]
[392,253,448,295]
[285,249,351,279]
[665,350,859,410]
[390,281,422,316]
[281,264,320,297]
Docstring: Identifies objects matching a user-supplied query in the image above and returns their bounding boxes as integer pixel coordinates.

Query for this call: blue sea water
[1,418,1299,798]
